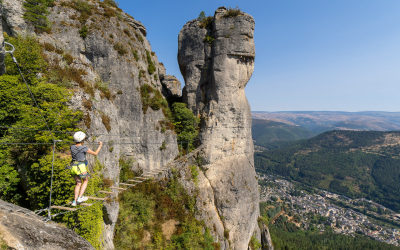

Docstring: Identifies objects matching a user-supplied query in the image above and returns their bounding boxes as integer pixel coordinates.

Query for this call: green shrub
[119,157,138,183]
[171,103,200,150]
[154,74,158,81]
[198,11,214,29]
[190,165,199,185]
[79,25,89,38]
[249,235,261,250]
[203,35,215,45]
[139,84,170,114]
[224,6,242,17]
[114,174,217,249]
[23,0,54,33]
[146,50,156,74]
[132,49,139,61]
[114,43,127,55]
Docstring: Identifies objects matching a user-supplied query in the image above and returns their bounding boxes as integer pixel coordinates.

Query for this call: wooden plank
[50,206,76,211]
[99,191,117,195]
[127,180,142,183]
[68,202,92,207]
[136,177,148,180]
[110,187,127,190]
[119,183,135,187]
[86,196,106,201]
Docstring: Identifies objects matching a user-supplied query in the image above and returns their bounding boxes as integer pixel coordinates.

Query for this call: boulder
[0,199,95,250]
[161,75,182,98]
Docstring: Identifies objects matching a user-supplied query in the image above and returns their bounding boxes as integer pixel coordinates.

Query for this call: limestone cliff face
[2,1,178,249]
[178,7,259,249]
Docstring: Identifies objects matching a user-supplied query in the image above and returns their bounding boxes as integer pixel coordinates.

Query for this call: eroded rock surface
[2,1,178,249]
[178,7,259,249]
[162,75,182,98]
[0,200,95,250]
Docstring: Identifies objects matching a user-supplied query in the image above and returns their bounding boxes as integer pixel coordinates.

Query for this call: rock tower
[178,7,259,249]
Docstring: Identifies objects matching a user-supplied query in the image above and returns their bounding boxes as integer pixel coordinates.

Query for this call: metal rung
[86,196,106,201]
[119,183,135,187]
[136,177,148,180]
[68,202,92,207]
[50,206,76,211]
[127,180,142,183]
[99,191,117,195]
[110,187,127,190]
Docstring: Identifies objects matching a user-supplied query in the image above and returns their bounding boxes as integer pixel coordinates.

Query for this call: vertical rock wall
[1,1,178,249]
[178,7,259,249]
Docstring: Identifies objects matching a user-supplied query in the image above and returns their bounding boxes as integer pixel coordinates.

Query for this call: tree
[198,11,206,21]
[171,103,200,151]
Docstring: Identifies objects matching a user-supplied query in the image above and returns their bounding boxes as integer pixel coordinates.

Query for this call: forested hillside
[252,119,315,150]
[255,130,400,212]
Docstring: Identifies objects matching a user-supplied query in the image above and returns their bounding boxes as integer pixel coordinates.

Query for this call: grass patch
[224,6,242,17]
[100,112,111,132]
[114,43,127,55]
[203,35,215,45]
[139,84,168,114]
[146,50,156,74]
[132,49,139,61]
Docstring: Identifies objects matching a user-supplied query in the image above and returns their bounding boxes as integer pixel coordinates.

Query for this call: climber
[70,131,103,206]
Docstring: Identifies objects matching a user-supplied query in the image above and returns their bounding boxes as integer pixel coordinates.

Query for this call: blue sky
[117,0,400,112]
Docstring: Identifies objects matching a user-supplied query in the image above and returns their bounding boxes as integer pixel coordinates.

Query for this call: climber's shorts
[70,162,87,177]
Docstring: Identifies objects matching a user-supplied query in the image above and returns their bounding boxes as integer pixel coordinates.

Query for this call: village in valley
[258,174,400,247]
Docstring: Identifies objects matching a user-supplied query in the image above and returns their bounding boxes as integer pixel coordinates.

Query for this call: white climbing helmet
[73,131,86,142]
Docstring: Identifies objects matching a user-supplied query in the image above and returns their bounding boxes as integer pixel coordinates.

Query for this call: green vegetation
[114,43,127,55]
[139,84,169,114]
[198,11,213,28]
[119,157,139,183]
[132,49,139,61]
[203,35,215,45]
[190,165,199,185]
[0,34,105,248]
[23,0,55,33]
[114,172,217,249]
[255,130,400,212]
[249,235,261,250]
[146,50,156,74]
[79,25,89,38]
[224,6,242,17]
[170,103,200,151]
[252,119,315,150]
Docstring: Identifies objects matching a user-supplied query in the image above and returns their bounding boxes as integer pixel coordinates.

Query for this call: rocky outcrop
[178,7,259,249]
[124,16,147,37]
[261,223,274,250]
[2,0,31,36]
[161,75,182,98]
[0,199,95,250]
[2,1,178,249]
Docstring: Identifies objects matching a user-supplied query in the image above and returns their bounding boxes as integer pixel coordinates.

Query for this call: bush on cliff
[1,34,104,249]
[23,0,55,33]
[171,103,200,150]
[114,171,217,249]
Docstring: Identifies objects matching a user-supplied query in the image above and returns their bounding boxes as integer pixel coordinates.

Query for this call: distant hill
[255,130,400,212]
[252,111,400,133]
[252,119,316,150]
